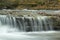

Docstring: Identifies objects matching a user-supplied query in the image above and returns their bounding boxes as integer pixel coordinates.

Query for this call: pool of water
[0,31,60,40]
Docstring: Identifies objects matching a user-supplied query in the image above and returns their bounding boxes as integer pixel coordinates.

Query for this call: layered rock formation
[0,10,60,30]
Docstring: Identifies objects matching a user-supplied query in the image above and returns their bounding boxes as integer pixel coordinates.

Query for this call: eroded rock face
[50,16,60,30]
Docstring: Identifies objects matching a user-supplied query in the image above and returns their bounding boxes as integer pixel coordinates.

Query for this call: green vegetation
[0,0,60,9]
[0,0,19,9]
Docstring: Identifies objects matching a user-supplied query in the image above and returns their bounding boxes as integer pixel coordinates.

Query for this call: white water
[0,31,60,40]
[0,15,59,40]
[0,15,53,32]
[0,15,18,32]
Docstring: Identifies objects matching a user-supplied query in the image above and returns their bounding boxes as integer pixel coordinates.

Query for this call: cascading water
[0,15,59,40]
[16,16,53,32]
[0,15,18,32]
[0,10,59,40]
[0,15,53,32]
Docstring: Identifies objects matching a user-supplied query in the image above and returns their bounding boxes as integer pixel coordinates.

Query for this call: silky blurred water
[0,31,60,40]
[0,10,60,40]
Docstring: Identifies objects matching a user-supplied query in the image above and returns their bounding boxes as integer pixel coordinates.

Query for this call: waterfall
[0,15,18,32]
[0,15,53,32]
[16,16,53,32]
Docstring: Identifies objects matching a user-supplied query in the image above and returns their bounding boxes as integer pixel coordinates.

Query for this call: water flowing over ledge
[0,10,60,40]
[0,15,53,32]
